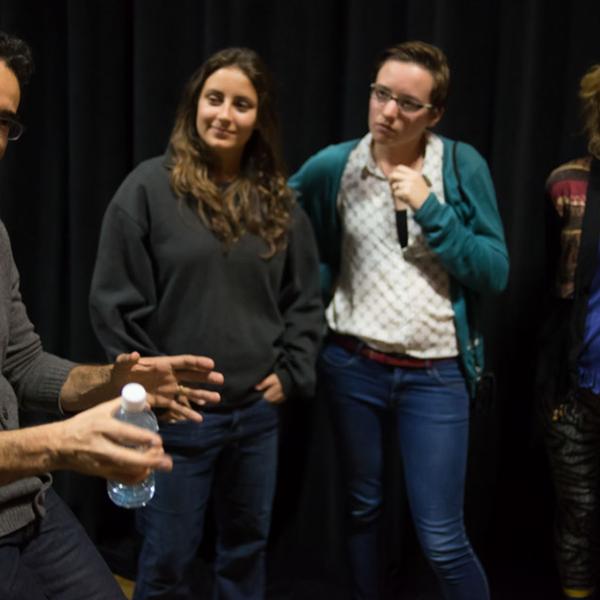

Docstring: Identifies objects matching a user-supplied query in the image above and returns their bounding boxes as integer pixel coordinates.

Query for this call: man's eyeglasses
[370,83,434,114]
[0,114,25,141]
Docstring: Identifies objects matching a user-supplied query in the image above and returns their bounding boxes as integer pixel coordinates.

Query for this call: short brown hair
[580,64,600,159]
[374,41,450,109]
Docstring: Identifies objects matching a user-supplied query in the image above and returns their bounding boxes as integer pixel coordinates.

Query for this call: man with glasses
[290,41,508,599]
[0,31,223,599]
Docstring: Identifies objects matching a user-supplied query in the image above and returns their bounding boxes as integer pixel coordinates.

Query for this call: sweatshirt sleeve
[89,175,162,361]
[0,223,74,415]
[273,206,325,399]
[413,142,509,295]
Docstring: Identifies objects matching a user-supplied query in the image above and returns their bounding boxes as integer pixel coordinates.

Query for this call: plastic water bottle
[107,383,159,508]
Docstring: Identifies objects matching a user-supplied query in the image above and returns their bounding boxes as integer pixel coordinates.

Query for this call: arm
[390,143,509,294]
[89,174,223,417]
[543,177,564,298]
[0,398,172,487]
[59,352,223,419]
[0,348,222,485]
[289,142,356,300]
[0,222,211,486]
[89,195,162,359]
[0,221,74,415]
[0,223,169,487]
[259,207,324,401]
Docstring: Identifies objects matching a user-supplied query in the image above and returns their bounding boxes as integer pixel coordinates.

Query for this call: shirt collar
[358,131,439,181]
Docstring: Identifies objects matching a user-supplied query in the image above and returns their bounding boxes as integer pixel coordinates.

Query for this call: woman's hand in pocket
[255,373,285,404]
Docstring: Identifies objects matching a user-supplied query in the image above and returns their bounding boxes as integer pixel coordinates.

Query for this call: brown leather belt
[329,333,456,369]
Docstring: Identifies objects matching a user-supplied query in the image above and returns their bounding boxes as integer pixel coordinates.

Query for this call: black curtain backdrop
[1,1,599,598]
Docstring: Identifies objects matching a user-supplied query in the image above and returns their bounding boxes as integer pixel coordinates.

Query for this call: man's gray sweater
[0,220,74,536]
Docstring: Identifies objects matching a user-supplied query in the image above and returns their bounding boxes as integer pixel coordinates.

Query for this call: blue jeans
[319,342,489,600]
[0,487,125,600]
[133,397,279,600]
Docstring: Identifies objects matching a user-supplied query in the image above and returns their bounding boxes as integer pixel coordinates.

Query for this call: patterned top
[546,156,600,393]
[546,156,592,298]
[325,132,458,358]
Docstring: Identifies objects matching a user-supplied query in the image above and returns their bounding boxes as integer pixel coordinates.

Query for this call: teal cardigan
[289,136,509,395]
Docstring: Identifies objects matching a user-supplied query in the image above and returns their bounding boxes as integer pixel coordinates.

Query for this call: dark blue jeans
[133,397,279,600]
[0,487,125,600]
[319,342,489,600]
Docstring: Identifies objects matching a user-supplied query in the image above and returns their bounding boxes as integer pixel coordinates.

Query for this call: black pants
[544,388,600,592]
[0,487,125,600]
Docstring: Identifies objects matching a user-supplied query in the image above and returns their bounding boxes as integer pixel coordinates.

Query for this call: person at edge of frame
[538,63,600,600]
[0,30,224,600]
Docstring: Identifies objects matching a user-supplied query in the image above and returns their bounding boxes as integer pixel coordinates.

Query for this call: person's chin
[371,124,396,141]
[371,132,398,146]
[206,137,234,150]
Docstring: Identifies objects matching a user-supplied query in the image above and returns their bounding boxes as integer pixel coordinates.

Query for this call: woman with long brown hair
[90,47,323,599]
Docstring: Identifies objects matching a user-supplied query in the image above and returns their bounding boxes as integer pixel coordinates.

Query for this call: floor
[115,575,134,599]
[111,555,566,599]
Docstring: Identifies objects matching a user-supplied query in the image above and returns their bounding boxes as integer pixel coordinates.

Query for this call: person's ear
[428,106,444,128]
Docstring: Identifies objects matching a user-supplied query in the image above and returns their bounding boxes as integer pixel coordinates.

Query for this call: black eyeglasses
[370,83,434,114]
[0,114,25,141]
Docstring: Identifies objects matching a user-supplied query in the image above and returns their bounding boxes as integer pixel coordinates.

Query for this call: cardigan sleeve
[273,206,325,399]
[289,142,358,301]
[89,178,162,361]
[413,142,509,295]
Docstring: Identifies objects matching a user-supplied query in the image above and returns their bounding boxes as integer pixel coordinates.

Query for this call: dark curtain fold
[1,0,599,596]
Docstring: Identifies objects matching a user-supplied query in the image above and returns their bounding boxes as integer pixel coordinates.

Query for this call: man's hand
[112,352,223,422]
[55,398,172,484]
[255,373,285,404]
[113,353,224,423]
[60,353,224,422]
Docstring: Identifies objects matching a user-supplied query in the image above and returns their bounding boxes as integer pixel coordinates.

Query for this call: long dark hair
[169,47,293,257]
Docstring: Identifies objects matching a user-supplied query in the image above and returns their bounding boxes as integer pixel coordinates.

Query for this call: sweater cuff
[26,353,76,416]
[273,366,294,401]
[413,192,442,224]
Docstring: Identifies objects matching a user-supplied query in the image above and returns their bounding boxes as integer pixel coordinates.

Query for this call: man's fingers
[114,351,141,366]
[176,369,224,385]
[102,419,163,448]
[137,354,214,371]
[183,388,221,405]
[154,398,204,423]
[101,444,173,476]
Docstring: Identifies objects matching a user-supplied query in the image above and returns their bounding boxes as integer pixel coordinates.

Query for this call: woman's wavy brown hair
[168,47,293,257]
[580,64,600,159]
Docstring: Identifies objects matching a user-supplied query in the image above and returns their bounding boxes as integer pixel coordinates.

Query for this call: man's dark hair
[0,31,33,87]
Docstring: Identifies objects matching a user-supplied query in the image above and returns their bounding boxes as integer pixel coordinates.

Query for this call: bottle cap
[121,383,147,412]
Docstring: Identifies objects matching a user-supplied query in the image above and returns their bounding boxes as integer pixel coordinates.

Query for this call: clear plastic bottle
[107,383,159,509]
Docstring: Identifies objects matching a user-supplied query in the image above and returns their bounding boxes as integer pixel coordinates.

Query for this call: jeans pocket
[427,360,467,389]
[318,342,361,370]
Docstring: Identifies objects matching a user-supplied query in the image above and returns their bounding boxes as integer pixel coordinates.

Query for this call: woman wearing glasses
[89,47,323,599]
[290,41,508,599]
